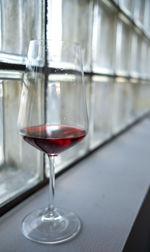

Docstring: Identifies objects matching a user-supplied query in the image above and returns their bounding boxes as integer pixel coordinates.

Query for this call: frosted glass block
[130,28,142,77]
[115,16,131,75]
[89,76,114,150]
[143,0,150,35]
[133,0,146,28]
[140,38,149,78]
[147,44,150,79]
[138,81,150,115]
[0,73,43,206]
[112,78,135,133]
[119,0,134,17]
[47,0,93,72]
[129,79,141,118]
[0,81,4,166]
[92,0,117,74]
[45,75,90,176]
[113,0,119,3]
[127,80,141,123]
[0,0,44,63]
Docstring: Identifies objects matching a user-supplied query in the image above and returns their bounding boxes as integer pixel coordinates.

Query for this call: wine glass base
[22,207,81,244]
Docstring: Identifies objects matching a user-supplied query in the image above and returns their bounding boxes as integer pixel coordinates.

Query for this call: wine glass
[18,40,88,244]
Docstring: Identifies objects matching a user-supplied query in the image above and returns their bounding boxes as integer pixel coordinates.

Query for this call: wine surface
[21,124,86,155]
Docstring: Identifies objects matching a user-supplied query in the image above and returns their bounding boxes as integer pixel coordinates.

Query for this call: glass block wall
[1,0,150,209]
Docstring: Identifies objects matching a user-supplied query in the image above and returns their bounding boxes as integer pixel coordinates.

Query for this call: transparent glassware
[18,40,88,244]
[45,75,90,175]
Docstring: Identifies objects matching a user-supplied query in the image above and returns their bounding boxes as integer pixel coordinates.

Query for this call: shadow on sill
[123,187,150,252]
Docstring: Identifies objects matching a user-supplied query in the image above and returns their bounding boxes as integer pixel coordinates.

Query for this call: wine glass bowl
[18,40,88,244]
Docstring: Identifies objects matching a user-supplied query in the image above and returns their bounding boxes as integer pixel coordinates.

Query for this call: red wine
[21,124,86,156]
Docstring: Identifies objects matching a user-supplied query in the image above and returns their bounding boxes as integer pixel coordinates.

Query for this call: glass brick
[133,0,146,28]
[119,0,134,17]
[147,44,150,79]
[129,79,141,118]
[112,78,136,133]
[47,0,93,72]
[0,72,43,206]
[130,28,142,77]
[138,80,150,115]
[0,81,4,166]
[115,15,132,75]
[89,76,114,149]
[92,0,117,74]
[0,0,44,63]
[140,38,149,78]
[143,0,150,36]
[128,79,141,123]
[113,0,119,4]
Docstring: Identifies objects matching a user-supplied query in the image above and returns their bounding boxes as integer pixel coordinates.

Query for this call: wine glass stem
[48,155,55,212]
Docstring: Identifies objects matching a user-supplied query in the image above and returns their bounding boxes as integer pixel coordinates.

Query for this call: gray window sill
[0,118,150,252]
